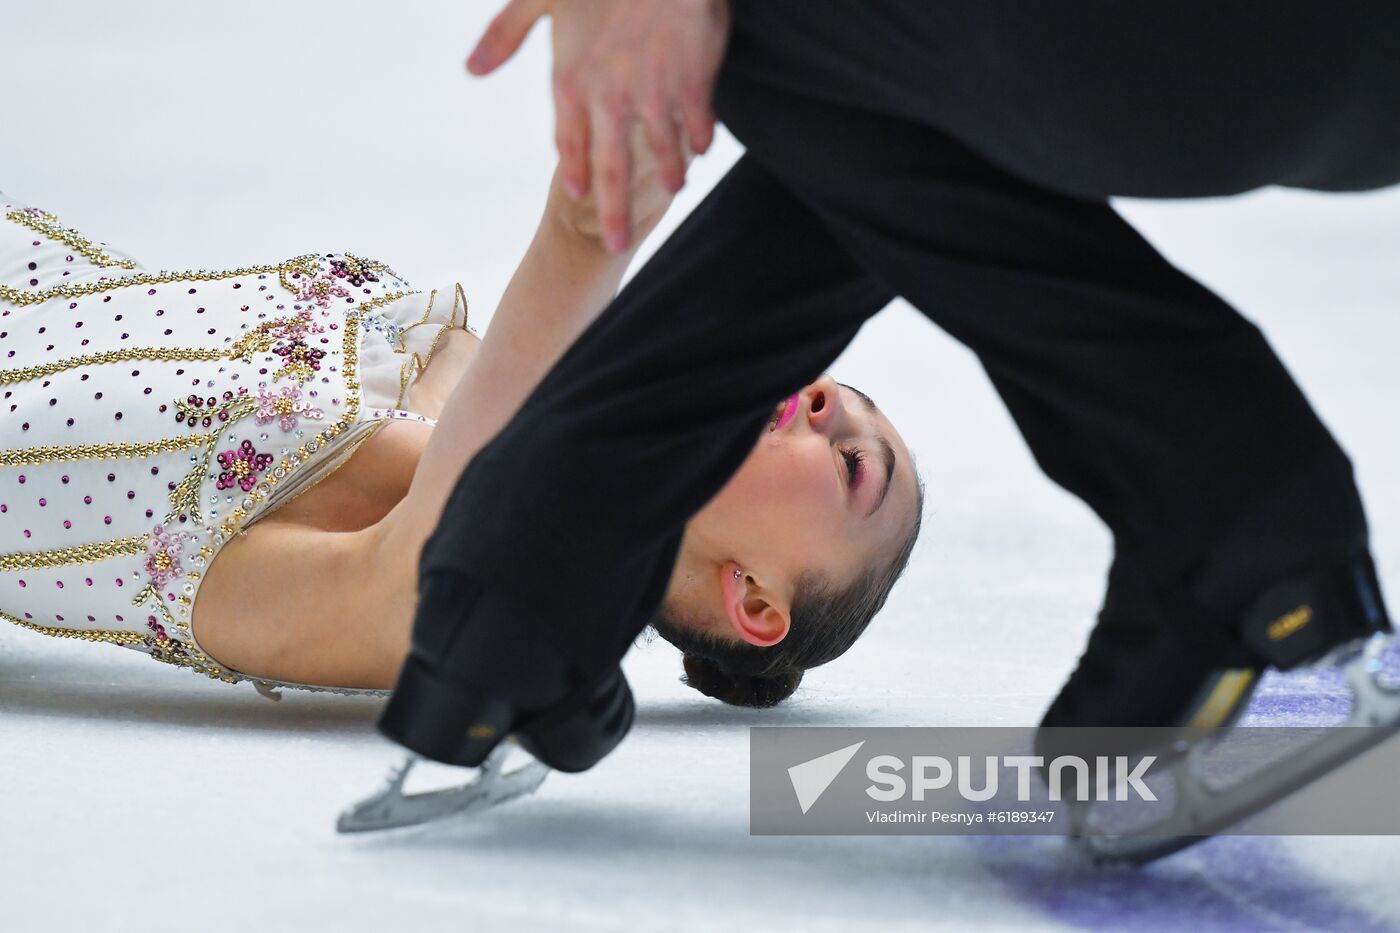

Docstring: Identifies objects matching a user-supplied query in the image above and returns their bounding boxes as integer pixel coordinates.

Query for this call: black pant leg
[713,66,1371,621]
[416,155,893,680]
[411,1,1389,700]
[724,0,1400,197]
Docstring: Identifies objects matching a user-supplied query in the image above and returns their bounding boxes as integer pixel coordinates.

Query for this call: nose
[804,374,847,436]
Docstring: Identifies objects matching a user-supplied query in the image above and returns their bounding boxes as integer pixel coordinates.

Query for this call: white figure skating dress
[0,192,475,696]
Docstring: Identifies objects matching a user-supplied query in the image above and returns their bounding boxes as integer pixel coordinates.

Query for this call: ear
[720,562,791,648]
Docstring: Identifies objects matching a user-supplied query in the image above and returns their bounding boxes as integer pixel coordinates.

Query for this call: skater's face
[674,374,920,649]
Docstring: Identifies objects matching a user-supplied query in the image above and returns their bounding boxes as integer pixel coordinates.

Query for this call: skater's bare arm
[373,140,678,582]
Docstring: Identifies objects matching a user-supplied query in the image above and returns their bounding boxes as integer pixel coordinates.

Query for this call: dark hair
[648,469,925,708]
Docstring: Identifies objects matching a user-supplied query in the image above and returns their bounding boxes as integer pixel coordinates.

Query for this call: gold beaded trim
[349,290,418,321]
[1,266,415,385]
[391,282,471,409]
[131,580,202,673]
[2,601,230,680]
[159,291,408,523]
[166,307,373,682]
[3,286,413,686]
[162,391,264,525]
[0,347,229,386]
[2,608,147,647]
[5,207,139,269]
[246,415,391,527]
[0,254,324,307]
[146,633,231,680]
[1,432,218,467]
[240,287,422,524]
[0,534,147,571]
[165,440,219,526]
[130,582,181,628]
[1,200,408,308]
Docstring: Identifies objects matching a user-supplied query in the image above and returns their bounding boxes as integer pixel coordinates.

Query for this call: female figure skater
[0,145,923,709]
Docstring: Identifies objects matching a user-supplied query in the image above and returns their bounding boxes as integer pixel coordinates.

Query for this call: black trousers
[416,2,1399,684]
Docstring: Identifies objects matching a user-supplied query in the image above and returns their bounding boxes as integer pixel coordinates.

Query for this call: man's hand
[546,121,688,249]
[467,0,731,254]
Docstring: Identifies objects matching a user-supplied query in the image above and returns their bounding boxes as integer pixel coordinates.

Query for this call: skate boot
[1036,548,1397,864]
[337,571,636,834]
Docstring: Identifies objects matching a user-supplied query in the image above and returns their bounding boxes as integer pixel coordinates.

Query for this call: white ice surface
[3,3,1400,931]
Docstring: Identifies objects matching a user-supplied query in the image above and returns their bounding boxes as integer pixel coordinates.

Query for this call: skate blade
[1070,632,1400,865]
[336,737,551,834]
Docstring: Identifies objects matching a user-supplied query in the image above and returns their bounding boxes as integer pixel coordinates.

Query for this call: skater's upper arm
[192,522,404,689]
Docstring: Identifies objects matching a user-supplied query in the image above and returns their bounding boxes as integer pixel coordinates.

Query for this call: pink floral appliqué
[267,308,327,342]
[216,439,275,492]
[175,387,252,431]
[144,523,197,588]
[272,340,326,384]
[296,274,350,308]
[255,384,325,432]
[256,307,330,383]
[143,617,190,662]
[329,255,381,287]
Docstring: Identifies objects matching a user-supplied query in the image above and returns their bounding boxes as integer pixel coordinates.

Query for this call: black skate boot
[337,571,636,834]
[1038,555,1261,741]
[1036,546,1396,864]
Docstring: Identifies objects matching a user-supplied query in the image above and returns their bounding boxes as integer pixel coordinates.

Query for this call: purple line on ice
[970,832,1391,932]
[976,643,1400,930]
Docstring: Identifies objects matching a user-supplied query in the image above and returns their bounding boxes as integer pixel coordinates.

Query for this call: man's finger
[468,0,548,75]
[640,104,687,195]
[554,72,592,198]
[590,98,634,252]
[639,49,688,194]
[678,81,717,155]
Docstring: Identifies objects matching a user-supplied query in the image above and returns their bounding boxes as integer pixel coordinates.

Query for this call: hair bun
[680,654,804,708]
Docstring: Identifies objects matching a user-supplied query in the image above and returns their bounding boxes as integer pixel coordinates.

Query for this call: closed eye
[841,446,866,490]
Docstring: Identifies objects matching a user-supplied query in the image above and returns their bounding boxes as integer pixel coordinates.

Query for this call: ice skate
[1038,550,1396,864]
[336,737,551,834]
[1065,631,1400,864]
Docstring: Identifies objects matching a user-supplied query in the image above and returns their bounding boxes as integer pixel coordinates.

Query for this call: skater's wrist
[543,160,667,257]
[540,199,640,273]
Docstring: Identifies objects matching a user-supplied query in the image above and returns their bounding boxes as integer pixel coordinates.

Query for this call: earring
[733,569,743,581]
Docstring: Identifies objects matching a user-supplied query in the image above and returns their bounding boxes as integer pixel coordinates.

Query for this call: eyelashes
[840,446,866,489]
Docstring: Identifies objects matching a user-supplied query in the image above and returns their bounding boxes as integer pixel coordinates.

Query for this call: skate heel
[1069,630,1400,865]
[1237,551,1391,670]
[1054,552,1397,864]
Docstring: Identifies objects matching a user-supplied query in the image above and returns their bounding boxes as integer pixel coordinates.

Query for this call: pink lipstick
[769,393,800,432]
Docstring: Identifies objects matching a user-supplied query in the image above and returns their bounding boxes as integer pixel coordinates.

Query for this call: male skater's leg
[384,153,895,763]
[710,63,1389,729]
[392,1,1394,763]
[717,0,1400,199]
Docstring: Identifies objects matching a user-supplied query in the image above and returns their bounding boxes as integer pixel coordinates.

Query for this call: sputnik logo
[788,741,866,814]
